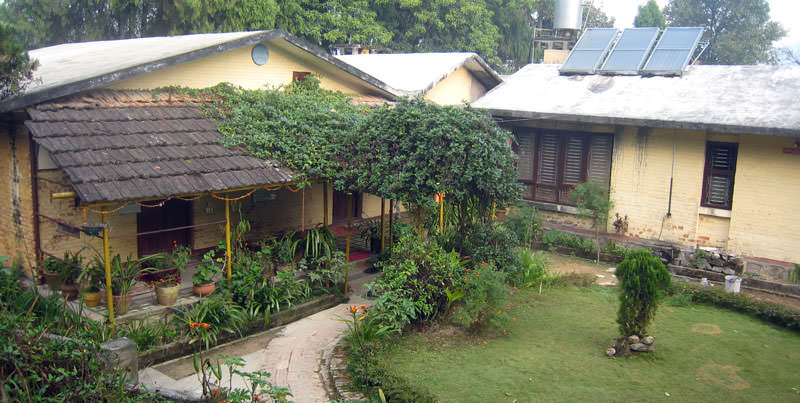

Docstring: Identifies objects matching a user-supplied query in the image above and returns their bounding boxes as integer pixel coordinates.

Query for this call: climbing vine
[160,78,520,216]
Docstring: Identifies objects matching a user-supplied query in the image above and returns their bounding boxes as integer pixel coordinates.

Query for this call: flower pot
[193,282,216,297]
[113,294,133,315]
[81,290,102,307]
[60,283,79,300]
[44,272,61,290]
[155,283,180,305]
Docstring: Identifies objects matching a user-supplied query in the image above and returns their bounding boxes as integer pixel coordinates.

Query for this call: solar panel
[641,27,704,76]
[559,28,618,74]
[599,27,660,74]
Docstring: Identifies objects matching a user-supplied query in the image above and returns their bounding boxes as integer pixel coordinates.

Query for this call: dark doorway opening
[332,191,361,224]
[137,199,192,257]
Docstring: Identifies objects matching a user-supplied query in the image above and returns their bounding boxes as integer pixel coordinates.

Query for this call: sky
[596,0,800,49]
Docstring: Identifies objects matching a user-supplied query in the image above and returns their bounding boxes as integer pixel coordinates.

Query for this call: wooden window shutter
[587,134,613,187]
[517,133,536,181]
[535,132,561,202]
[702,142,737,209]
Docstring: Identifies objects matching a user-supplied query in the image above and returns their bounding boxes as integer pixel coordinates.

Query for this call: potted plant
[78,259,104,307]
[109,253,159,315]
[153,245,191,306]
[193,250,221,297]
[42,257,62,290]
[57,252,83,301]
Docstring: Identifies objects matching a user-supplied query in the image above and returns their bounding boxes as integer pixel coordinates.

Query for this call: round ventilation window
[252,44,269,65]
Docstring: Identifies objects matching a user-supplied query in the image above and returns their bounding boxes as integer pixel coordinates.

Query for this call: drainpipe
[28,129,43,276]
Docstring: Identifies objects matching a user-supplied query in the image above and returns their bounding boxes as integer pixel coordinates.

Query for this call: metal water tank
[554,0,583,30]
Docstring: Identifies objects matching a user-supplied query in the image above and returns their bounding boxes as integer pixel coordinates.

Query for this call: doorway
[137,199,192,256]
[332,191,361,223]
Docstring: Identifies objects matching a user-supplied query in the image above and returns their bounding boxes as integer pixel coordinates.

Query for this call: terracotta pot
[44,272,61,290]
[193,282,216,297]
[155,283,180,306]
[113,294,132,315]
[59,283,79,300]
[81,290,102,307]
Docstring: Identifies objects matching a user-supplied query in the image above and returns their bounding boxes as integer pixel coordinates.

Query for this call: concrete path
[139,270,375,402]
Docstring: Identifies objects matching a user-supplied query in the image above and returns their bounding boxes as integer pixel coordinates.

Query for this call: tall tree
[663,0,785,64]
[373,0,502,66]
[634,0,666,28]
[583,3,615,28]
[0,23,37,100]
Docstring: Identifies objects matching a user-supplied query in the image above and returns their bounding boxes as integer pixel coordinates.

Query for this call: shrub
[447,220,520,275]
[616,249,671,337]
[501,203,543,247]
[567,180,613,263]
[174,296,247,350]
[514,248,554,288]
[368,234,462,332]
[450,263,509,330]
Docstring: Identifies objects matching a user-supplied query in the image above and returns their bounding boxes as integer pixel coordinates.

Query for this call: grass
[376,286,800,402]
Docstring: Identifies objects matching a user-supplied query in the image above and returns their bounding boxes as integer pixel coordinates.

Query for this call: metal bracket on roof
[691,41,710,65]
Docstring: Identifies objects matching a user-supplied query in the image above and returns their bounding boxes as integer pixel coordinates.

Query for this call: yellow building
[474,63,800,281]
[0,30,502,279]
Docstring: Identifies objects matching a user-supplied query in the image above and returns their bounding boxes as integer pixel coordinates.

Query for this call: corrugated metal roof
[26,90,297,204]
[473,64,800,136]
[337,52,502,96]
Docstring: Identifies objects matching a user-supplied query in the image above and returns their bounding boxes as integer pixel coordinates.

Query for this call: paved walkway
[139,271,375,402]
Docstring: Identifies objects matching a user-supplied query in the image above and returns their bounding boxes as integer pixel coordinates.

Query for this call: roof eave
[484,108,800,137]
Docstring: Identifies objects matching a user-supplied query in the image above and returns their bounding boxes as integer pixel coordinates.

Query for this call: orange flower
[349,305,359,313]
[480,262,488,266]
[360,305,367,310]
[199,323,211,329]
[497,311,502,315]
[189,322,199,329]
[503,329,507,335]
[474,319,479,323]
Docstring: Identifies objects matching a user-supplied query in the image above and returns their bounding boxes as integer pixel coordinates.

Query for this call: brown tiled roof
[26,90,297,204]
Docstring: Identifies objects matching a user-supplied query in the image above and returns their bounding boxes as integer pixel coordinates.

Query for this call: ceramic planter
[81,290,102,307]
[193,282,215,297]
[44,272,61,290]
[113,294,133,315]
[155,283,180,305]
[59,283,79,300]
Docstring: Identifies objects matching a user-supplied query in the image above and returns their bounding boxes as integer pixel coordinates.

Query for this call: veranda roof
[25,90,297,204]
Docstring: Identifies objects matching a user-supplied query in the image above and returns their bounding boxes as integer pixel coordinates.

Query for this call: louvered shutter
[560,135,586,202]
[703,142,737,209]
[517,133,536,199]
[535,133,561,202]
[587,134,613,187]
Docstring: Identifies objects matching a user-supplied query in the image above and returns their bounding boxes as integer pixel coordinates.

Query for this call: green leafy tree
[0,23,37,100]
[583,3,615,28]
[277,0,392,47]
[567,181,612,263]
[663,0,786,64]
[615,249,671,337]
[634,0,666,28]
[373,0,502,66]
[341,97,521,229]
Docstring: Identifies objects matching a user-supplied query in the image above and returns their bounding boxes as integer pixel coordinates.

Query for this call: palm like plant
[109,253,161,296]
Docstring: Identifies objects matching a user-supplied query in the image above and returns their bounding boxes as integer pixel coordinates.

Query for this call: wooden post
[301,187,305,232]
[388,200,394,248]
[380,198,385,252]
[225,198,232,284]
[417,205,423,236]
[344,193,352,296]
[323,182,329,226]
[101,211,115,337]
[439,194,444,232]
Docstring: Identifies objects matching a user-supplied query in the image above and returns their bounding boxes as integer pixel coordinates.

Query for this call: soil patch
[691,323,723,335]
[696,360,750,390]
[543,251,617,286]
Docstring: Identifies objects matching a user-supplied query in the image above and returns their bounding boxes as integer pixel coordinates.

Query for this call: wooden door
[137,199,192,256]
[332,191,361,223]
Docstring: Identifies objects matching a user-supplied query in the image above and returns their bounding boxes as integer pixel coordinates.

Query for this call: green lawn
[377,286,800,402]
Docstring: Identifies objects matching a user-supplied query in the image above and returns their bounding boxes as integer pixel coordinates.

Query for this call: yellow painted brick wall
[609,127,707,245]
[696,215,730,248]
[424,66,488,105]
[0,126,38,275]
[106,40,379,96]
[727,134,800,263]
